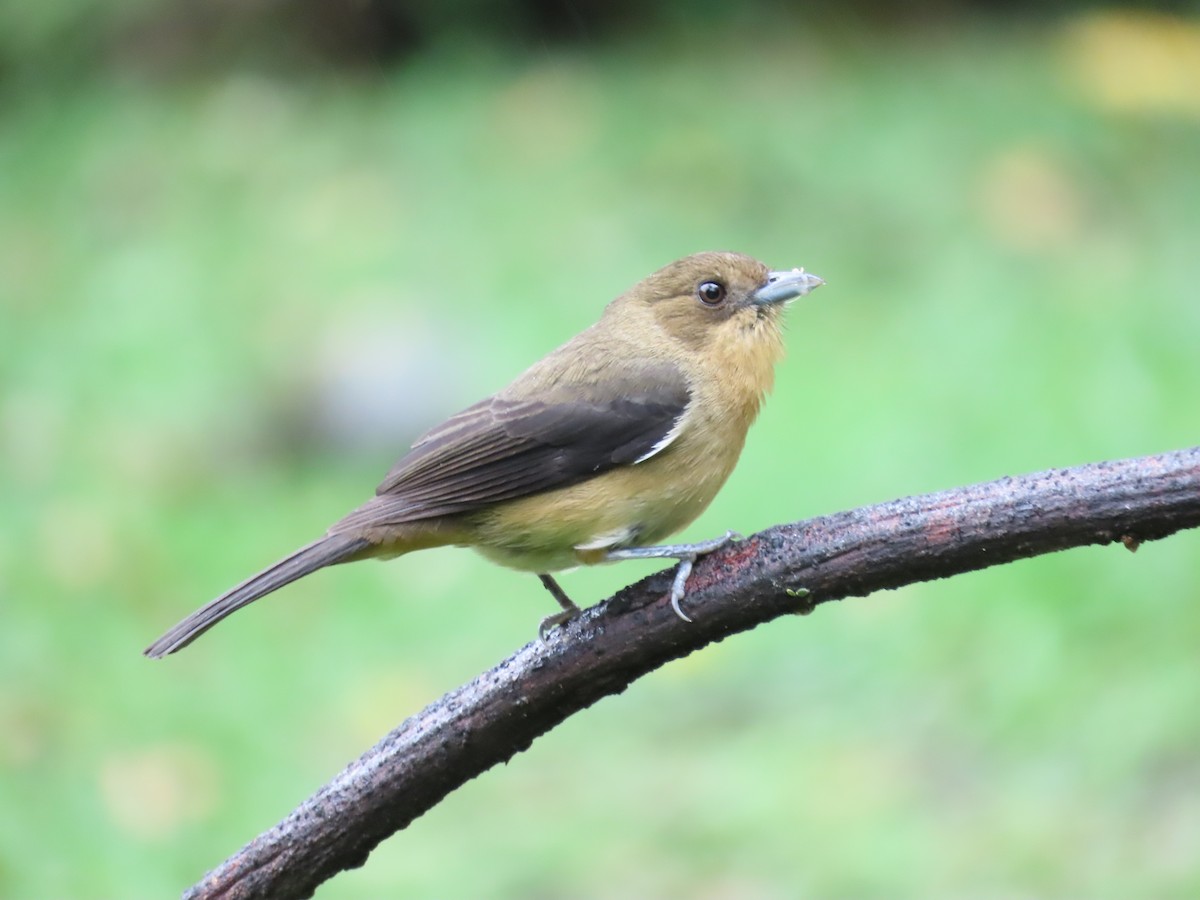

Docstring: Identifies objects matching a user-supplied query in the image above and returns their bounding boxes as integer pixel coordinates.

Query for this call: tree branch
[184,446,1200,900]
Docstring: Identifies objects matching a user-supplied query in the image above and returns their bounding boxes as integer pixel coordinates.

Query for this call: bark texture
[185,446,1200,900]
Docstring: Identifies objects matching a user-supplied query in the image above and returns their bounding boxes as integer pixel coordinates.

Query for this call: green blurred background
[3,1,1200,897]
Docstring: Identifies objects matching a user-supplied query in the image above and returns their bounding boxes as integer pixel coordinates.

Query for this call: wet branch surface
[185,446,1200,900]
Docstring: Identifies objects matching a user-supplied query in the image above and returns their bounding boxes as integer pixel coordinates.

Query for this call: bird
[144,251,823,657]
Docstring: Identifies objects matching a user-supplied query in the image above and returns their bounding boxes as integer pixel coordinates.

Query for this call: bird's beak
[753,268,825,306]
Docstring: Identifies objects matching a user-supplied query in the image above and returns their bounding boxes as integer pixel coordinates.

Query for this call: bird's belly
[464,444,736,573]
[472,542,584,574]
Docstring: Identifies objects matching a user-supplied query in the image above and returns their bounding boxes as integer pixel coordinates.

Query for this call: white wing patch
[632,406,689,465]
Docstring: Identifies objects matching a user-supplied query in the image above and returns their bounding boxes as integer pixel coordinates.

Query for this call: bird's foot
[537,573,581,640]
[604,530,741,623]
[538,608,578,641]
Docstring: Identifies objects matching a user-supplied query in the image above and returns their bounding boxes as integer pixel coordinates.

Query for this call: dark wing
[338,363,690,528]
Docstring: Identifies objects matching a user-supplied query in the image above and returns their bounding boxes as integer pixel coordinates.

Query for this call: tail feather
[144,533,372,658]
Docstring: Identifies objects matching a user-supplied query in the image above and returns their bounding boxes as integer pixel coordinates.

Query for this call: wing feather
[352,361,691,527]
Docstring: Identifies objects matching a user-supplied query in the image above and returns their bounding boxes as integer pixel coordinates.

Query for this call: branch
[185,446,1200,900]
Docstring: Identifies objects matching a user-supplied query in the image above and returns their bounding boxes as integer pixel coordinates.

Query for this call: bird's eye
[697,281,726,305]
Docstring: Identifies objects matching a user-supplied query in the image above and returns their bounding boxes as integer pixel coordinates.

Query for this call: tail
[144,533,372,658]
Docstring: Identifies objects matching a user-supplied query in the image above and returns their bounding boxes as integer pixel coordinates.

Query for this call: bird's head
[613,251,824,359]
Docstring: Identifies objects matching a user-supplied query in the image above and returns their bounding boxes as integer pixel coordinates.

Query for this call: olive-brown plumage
[145,251,823,657]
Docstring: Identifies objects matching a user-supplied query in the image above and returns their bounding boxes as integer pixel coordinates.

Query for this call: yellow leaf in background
[1063,11,1200,117]
[976,145,1086,253]
[99,742,220,841]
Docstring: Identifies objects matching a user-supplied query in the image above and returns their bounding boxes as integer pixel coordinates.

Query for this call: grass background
[2,10,1199,898]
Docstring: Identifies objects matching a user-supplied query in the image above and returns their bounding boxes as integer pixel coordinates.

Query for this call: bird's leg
[537,573,581,640]
[603,530,740,623]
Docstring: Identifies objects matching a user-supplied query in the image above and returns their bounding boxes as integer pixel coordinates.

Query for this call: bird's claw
[536,572,581,641]
[669,529,740,622]
[670,559,696,622]
[539,608,578,641]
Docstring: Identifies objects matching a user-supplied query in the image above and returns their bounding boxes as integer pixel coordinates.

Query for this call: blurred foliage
[3,5,1200,900]
[3,0,1200,81]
